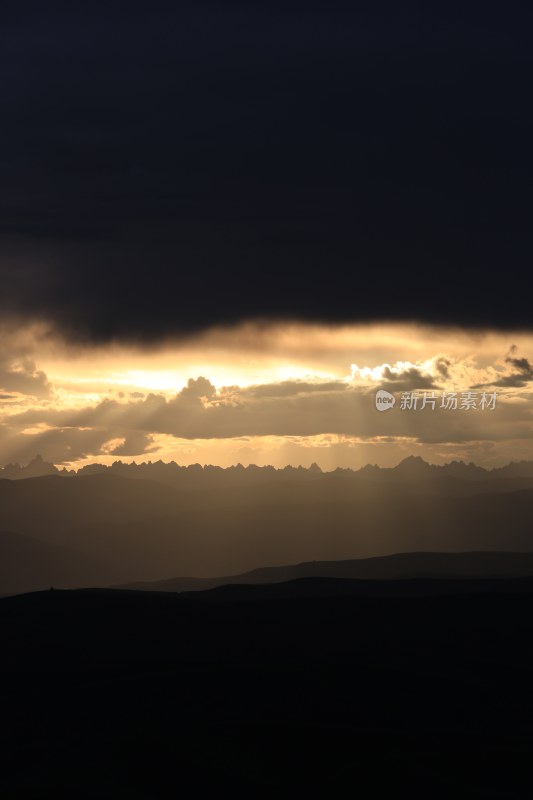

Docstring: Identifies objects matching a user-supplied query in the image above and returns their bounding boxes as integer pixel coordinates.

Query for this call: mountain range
[4,453,533,483]
[2,456,533,594]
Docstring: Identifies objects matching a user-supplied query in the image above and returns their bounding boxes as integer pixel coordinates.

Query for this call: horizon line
[2,454,533,476]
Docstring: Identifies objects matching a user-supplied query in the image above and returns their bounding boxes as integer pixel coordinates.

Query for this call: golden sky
[1,321,532,470]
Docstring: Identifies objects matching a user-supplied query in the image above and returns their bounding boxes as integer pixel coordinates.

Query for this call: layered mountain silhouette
[2,456,533,593]
[118,551,533,594]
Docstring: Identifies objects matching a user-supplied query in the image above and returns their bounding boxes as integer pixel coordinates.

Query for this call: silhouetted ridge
[3,456,533,484]
[118,551,533,594]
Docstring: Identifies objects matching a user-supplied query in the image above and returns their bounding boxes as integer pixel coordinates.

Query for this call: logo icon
[375,389,396,412]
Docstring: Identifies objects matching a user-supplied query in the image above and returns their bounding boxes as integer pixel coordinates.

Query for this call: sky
[1,2,532,469]
[1,321,532,469]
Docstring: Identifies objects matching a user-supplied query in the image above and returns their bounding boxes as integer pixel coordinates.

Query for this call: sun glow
[1,321,533,470]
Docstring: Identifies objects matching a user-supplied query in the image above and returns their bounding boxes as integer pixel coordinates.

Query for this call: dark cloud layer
[1,1,532,340]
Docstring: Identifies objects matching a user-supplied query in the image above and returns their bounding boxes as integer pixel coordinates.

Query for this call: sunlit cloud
[1,321,533,469]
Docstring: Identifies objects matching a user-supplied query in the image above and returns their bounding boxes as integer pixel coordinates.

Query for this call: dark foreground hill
[2,579,533,797]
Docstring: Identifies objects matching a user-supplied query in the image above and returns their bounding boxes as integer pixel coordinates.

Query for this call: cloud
[0,354,51,398]
[379,366,438,392]
[480,348,533,388]
[0,422,158,466]
[0,5,531,339]
[178,377,217,404]
[435,358,451,379]
[1,327,533,466]
[242,380,348,399]
[5,375,533,462]
[496,352,533,387]
[101,431,157,457]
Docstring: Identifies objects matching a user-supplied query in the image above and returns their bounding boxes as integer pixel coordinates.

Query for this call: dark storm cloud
[1,1,532,340]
